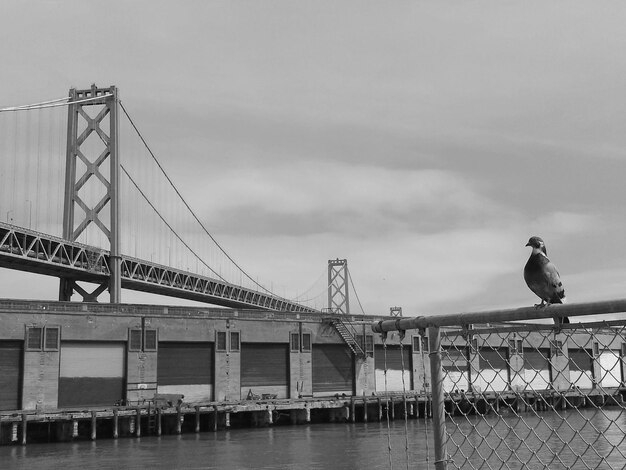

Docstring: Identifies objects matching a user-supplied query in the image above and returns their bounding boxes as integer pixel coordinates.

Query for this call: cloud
[190,163,505,237]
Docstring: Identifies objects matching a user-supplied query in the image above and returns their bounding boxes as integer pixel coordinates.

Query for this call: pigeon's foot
[533,301,547,309]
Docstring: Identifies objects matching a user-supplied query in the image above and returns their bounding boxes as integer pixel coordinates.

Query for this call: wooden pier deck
[0,393,433,445]
[1,388,623,446]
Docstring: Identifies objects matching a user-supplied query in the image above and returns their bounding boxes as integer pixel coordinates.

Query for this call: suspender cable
[119,101,283,299]
[120,165,226,282]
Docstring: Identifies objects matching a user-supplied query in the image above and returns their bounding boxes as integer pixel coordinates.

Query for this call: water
[2,409,625,469]
[1,421,429,470]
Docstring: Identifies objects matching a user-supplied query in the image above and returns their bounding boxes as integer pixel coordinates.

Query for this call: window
[230,331,240,352]
[301,333,311,352]
[517,340,523,354]
[26,326,60,351]
[26,327,43,350]
[364,335,374,356]
[290,333,300,352]
[509,339,517,354]
[552,340,563,356]
[413,335,431,353]
[471,338,478,353]
[129,329,143,351]
[622,343,626,357]
[144,329,158,351]
[129,328,158,352]
[593,342,600,357]
[216,331,227,351]
[44,327,60,351]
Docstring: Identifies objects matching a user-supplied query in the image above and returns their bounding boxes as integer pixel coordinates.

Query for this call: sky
[2,1,626,319]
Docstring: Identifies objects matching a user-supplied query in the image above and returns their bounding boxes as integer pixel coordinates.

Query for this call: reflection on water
[2,409,625,469]
[449,407,626,470]
[1,421,431,470]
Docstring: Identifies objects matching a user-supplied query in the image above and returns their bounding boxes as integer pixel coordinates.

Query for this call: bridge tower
[59,85,121,303]
[389,306,402,317]
[327,258,349,314]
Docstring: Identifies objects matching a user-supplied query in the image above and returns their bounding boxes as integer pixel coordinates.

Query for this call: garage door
[241,343,289,399]
[157,342,213,402]
[599,349,621,388]
[0,341,22,410]
[375,345,412,392]
[312,344,354,397]
[569,349,593,389]
[442,347,469,393]
[524,348,551,391]
[59,342,125,408]
[477,348,509,392]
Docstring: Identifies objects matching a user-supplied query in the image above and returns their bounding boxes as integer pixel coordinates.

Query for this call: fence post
[429,326,448,470]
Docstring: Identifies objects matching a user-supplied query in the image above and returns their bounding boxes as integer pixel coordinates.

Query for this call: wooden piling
[377,397,382,421]
[12,422,18,443]
[390,396,395,420]
[350,397,356,423]
[157,408,162,436]
[195,407,200,433]
[21,413,27,446]
[213,405,219,431]
[403,394,408,420]
[91,411,97,440]
[113,409,119,439]
[135,408,142,437]
[176,406,182,434]
[363,397,368,422]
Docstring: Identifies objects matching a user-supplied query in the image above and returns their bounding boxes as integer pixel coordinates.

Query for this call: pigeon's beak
[525,242,531,247]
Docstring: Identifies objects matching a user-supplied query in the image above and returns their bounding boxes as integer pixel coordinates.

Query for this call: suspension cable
[0,94,113,112]
[120,165,226,282]
[347,266,366,314]
[118,101,285,298]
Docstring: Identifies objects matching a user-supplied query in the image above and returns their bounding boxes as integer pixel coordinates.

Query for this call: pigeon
[523,236,569,324]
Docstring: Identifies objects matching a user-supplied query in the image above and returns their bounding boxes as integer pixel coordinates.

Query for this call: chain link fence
[373,301,626,470]
[441,320,626,469]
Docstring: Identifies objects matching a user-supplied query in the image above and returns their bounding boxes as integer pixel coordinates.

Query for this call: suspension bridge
[0,85,360,313]
[4,86,626,470]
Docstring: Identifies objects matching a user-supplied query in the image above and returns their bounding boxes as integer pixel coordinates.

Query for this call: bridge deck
[0,222,317,313]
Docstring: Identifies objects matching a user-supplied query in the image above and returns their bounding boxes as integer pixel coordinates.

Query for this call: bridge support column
[61,84,121,304]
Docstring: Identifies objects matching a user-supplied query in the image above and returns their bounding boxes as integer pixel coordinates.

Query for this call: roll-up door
[524,348,551,390]
[312,344,354,397]
[441,347,468,393]
[598,349,621,388]
[59,342,125,408]
[477,348,509,392]
[241,343,289,398]
[569,349,593,389]
[157,342,213,402]
[374,345,412,392]
[0,341,22,410]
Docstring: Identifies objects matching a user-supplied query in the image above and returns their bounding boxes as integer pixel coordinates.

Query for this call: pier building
[1,299,624,415]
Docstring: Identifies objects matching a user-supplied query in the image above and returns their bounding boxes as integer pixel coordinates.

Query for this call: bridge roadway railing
[0,222,317,313]
[372,299,626,470]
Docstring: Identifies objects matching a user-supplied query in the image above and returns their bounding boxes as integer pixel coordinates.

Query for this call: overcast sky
[2,1,626,317]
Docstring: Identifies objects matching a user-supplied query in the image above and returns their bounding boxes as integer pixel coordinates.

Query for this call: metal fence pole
[429,326,448,470]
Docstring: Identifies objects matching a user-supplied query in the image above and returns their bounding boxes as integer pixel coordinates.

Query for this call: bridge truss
[0,222,317,312]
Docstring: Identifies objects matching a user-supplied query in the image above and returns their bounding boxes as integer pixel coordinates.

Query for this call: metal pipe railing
[371,298,626,333]
[428,327,448,470]
[371,298,626,470]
